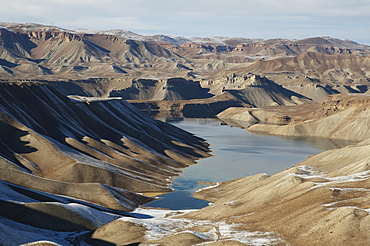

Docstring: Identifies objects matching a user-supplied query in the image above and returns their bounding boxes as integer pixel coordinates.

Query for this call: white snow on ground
[0,184,282,245]
[293,165,370,217]
[293,165,370,188]
[124,208,283,245]
[195,182,220,193]
[20,241,64,246]
[323,192,370,208]
[67,95,122,102]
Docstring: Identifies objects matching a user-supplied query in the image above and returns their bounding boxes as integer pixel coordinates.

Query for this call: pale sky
[1,0,370,44]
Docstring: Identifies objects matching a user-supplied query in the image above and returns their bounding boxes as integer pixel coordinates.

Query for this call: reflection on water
[145,118,355,210]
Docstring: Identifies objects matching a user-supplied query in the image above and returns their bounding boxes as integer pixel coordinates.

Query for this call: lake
[145,118,352,210]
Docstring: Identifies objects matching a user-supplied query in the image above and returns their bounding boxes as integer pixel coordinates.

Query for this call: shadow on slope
[0,81,211,211]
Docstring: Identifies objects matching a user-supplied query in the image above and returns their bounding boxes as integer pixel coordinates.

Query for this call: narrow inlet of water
[145,118,352,210]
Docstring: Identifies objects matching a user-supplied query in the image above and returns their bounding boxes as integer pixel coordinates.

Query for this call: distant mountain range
[1,22,370,80]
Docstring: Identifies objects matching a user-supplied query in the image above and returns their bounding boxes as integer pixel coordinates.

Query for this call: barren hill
[0,81,210,212]
[190,93,370,245]
[1,23,370,83]
[239,52,370,85]
[3,22,370,245]
[163,36,370,63]
[2,23,370,114]
[218,93,370,142]
[0,23,193,79]
[246,94,370,141]
[191,136,370,245]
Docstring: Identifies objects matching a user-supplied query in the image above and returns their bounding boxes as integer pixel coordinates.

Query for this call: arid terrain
[1,22,370,245]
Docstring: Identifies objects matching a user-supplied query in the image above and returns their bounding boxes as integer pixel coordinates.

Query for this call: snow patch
[20,241,63,246]
[124,208,283,245]
[195,182,220,193]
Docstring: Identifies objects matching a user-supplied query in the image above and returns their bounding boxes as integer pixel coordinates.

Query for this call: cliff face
[0,82,210,212]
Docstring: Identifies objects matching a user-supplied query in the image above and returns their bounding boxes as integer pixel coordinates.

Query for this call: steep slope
[223,75,312,107]
[94,74,312,117]
[83,34,185,63]
[229,36,370,57]
[8,77,214,100]
[0,81,210,211]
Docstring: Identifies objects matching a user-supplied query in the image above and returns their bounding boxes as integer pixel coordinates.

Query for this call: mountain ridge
[1,22,370,80]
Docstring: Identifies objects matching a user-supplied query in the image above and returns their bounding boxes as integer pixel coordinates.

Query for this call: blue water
[145,118,352,210]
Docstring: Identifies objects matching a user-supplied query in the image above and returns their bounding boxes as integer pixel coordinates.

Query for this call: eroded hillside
[0,82,210,211]
[2,22,370,245]
[1,23,370,84]
[2,23,370,119]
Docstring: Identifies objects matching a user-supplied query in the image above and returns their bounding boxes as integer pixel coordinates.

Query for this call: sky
[1,0,370,44]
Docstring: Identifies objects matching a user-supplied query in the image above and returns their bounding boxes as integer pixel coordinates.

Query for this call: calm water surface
[145,118,352,210]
